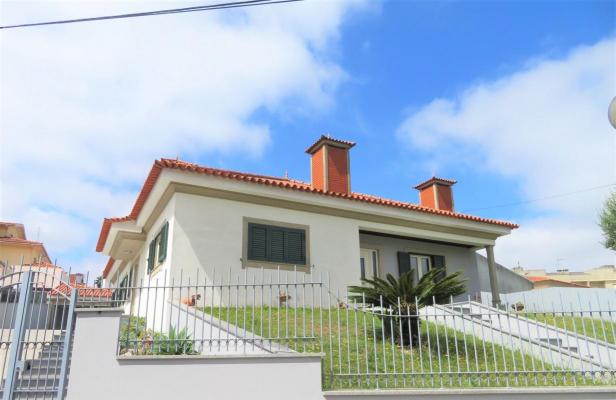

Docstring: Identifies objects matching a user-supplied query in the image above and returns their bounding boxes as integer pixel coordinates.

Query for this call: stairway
[421,301,616,371]
[452,304,582,354]
[0,332,71,399]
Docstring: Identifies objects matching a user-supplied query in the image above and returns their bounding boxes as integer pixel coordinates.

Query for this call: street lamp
[609,96,616,129]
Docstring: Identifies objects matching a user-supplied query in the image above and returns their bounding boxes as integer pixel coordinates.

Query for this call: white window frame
[360,248,379,281]
[410,254,431,281]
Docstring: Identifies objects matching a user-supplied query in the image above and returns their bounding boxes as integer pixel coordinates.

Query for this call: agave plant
[153,326,195,355]
[349,268,466,345]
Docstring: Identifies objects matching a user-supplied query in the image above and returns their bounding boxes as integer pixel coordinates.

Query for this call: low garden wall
[66,308,323,400]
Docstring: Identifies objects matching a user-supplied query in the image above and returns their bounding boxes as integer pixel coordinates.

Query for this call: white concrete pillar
[486,245,501,307]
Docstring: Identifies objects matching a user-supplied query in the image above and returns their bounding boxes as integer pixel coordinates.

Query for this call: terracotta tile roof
[49,281,112,299]
[96,158,519,258]
[305,134,356,154]
[527,276,587,288]
[21,261,61,269]
[101,257,115,279]
[0,237,44,246]
[414,177,458,190]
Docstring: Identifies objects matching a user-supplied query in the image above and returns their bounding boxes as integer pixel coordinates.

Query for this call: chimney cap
[305,134,356,155]
[414,176,457,190]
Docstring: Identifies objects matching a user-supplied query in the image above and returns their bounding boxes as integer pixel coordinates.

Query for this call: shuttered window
[158,221,169,263]
[147,239,157,273]
[247,223,306,265]
[431,255,446,282]
[147,221,169,274]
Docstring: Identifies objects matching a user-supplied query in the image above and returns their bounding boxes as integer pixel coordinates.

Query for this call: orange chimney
[306,135,355,194]
[414,177,457,212]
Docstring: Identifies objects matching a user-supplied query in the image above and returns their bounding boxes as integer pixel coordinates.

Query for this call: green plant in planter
[119,316,148,354]
[152,326,196,355]
[349,268,466,346]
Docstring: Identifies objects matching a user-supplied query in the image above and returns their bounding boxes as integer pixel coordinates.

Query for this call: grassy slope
[202,306,610,389]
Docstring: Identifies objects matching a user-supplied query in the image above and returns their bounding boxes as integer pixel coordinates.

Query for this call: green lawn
[522,313,616,345]
[202,306,611,389]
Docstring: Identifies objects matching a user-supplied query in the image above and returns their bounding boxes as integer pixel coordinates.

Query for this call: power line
[462,183,616,212]
[0,0,303,30]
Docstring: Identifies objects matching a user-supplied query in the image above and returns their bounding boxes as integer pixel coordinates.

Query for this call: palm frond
[349,267,466,309]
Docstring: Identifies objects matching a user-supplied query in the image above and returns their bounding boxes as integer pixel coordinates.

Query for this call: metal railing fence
[94,268,616,390]
[0,266,77,400]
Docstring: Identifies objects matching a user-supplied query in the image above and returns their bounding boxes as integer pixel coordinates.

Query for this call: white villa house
[97,135,529,303]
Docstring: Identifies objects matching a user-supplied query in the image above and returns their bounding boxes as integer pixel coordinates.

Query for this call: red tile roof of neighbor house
[49,281,112,299]
[0,237,45,246]
[527,276,588,288]
[96,158,519,259]
[21,261,61,269]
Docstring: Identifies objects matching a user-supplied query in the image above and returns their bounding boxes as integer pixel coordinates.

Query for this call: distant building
[525,276,587,290]
[0,221,51,267]
[513,265,616,289]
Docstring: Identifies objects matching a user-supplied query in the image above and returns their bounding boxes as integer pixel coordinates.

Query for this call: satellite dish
[609,96,616,130]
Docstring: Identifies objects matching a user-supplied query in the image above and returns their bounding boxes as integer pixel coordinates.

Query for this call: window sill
[148,263,165,278]
[242,259,310,273]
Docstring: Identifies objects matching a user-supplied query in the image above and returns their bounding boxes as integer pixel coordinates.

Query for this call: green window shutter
[158,221,169,263]
[147,239,156,273]
[247,223,307,265]
[270,228,286,263]
[397,252,411,277]
[432,255,446,282]
[248,223,268,261]
[285,229,305,264]
[360,258,366,280]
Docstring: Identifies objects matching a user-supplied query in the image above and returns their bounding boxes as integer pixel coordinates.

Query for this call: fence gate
[0,269,77,399]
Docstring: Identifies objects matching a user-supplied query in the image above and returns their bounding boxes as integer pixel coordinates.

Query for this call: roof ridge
[159,158,297,183]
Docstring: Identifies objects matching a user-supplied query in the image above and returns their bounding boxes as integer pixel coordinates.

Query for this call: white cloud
[0,0,368,271]
[398,38,616,270]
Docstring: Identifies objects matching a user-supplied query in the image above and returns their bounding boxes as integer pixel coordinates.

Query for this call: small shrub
[152,326,196,355]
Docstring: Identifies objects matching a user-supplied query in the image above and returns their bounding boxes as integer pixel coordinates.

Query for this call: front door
[359,248,379,281]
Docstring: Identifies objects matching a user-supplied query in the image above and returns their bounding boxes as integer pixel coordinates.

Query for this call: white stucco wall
[171,192,361,294]
[67,309,324,400]
[168,192,484,297]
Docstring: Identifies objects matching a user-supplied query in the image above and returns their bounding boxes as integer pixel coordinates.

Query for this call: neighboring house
[49,275,113,304]
[526,276,588,290]
[0,221,51,268]
[96,135,518,301]
[513,265,616,289]
[3,261,67,289]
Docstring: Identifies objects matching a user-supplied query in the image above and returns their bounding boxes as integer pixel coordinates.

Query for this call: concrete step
[24,364,67,376]
[0,388,58,400]
[39,349,69,358]
[14,378,60,390]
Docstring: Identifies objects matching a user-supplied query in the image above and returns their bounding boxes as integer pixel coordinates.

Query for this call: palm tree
[349,268,466,345]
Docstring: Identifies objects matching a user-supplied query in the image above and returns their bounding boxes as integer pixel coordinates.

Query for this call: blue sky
[1,0,614,276]
[245,0,614,220]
